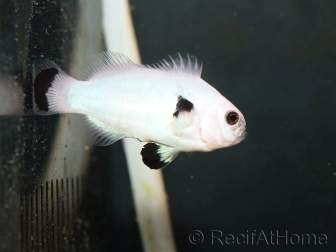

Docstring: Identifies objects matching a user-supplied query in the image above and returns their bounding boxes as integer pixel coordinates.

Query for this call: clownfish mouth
[233,126,248,144]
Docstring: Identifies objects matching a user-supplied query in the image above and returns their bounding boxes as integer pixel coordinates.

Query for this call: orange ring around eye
[226,111,239,125]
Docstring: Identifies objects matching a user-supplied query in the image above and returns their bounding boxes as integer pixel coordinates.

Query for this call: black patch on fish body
[173,95,194,117]
[34,67,58,112]
[141,143,166,169]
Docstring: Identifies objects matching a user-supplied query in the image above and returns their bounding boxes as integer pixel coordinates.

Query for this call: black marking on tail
[34,68,58,112]
[173,95,194,117]
[141,143,166,169]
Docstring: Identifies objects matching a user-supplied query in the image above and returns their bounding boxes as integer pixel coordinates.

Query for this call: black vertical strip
[36,187,39,252]
[51,180,55,252]
[21,194,26,252]
[20,193,24,252]
[46,181,50,252]
[66,177,70,250]
[61,178,65,250]
[41,183,45,251]
[74,176,82,249]
[81,175,83,200]
[82,176,85,207]
[71,177,80,251]
[76,176,80,211]
[30,194,34,250]
[72,177,75,225]
[56,179,60,251]
[75,176,85,250]
[26,194,30,252]
[66,178,70,231]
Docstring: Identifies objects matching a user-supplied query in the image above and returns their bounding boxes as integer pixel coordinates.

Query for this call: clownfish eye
[226,111,239,125]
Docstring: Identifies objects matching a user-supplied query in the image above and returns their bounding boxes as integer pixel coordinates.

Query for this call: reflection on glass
[0,76,24,115]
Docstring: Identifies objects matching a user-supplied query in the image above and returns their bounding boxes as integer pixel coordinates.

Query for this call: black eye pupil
[226,112,239,125]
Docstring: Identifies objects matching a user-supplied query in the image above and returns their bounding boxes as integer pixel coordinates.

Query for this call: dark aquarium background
[0,0,335,251]
[130,1,336,251]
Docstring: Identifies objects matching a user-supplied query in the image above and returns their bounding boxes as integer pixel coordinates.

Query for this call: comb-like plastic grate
[20,177,84,252]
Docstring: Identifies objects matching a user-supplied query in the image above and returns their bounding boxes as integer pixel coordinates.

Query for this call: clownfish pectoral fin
[141,143,179,169]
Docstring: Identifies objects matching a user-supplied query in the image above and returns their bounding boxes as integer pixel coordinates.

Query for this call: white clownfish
[33,52,247,169]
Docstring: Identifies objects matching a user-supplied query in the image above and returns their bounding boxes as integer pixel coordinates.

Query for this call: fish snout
[233,126,248,144]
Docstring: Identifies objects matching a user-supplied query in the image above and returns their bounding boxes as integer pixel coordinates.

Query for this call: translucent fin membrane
[33,60,77,115]
[71,114,125,147]
[83,51,203,81]
[148,52,203,77]
[83,51,140,80]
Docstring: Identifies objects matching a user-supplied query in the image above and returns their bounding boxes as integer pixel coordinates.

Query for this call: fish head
[196,99,247,150]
